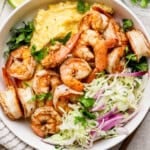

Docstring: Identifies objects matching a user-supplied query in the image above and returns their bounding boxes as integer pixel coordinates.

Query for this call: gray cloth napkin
[0,119,33,150]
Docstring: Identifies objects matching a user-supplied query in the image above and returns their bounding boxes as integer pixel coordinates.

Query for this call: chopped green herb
[31,45,49,62]
[126,53,137,61]
[140,0,149,7]
[122,19,134,32]
[125,47,148,72]
[81,109,96,119]
[50,39,56,46]
[50,32,72,45]
[79,96,95,108]
[131,0,149,8]
[74,116,87,127]
[134,61,148,71]
[23,82,30,87]
[6,21,34,53]
[77,0,90,14]
[29,93,53,102]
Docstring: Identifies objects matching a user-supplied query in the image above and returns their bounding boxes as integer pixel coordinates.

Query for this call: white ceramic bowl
[0,0,150,149]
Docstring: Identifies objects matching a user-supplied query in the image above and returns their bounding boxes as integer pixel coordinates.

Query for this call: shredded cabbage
[44,104,97,149]
[85,75,144,113]
[44,74,147,149]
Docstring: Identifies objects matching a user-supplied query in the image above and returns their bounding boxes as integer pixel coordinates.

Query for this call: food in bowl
[0,0,150,149]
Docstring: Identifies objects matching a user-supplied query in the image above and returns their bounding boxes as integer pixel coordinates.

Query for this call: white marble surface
[0,0,150,150]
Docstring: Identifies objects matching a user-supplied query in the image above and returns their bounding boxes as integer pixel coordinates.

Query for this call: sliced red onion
[93,89,104,100]
[97,108,117,123]
[91,104,105,112]
[101,114,123,131]
[121,108,139,124]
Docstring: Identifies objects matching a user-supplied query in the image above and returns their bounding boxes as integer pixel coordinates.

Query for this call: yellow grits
[31,1,83,49]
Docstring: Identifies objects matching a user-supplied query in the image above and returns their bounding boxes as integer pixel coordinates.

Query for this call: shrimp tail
[2,67,17,88]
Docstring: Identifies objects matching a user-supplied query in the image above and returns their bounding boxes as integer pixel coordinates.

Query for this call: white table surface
[0,0,150,150]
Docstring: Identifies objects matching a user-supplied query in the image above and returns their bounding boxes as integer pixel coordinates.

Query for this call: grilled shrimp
[103,19,128,49]
[107,46,126,73]
[31,106,61,138]
[73,29,108,71]
[17,87,36,118]
[126,29,150,60]
[53,84,83,107]
[32,70,61,94]
[0,68,23,120]
[92,3,114,15]
[6,46,36,80]
[79,10,109,32]
[41,33,81,68]
[73,46,94,61]
[60,58,92,91]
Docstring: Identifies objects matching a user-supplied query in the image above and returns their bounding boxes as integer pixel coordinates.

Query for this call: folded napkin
[0,119,33,150]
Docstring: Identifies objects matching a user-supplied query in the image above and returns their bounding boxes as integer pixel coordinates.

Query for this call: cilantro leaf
[29,93,53,102]
[126,53,137,61]
[6,21,34,54]
[81,109,96,119]
[125,47,148,72]
[122,19,134,32]
[79,96,95,108]
[77,0,90,13]
[31,45,48,62]
[131,0,149,8]
[74,116,88,127]
[50,32,72,45]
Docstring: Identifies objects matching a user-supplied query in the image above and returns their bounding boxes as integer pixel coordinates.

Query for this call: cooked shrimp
[6,46,36,80]
[103,19,128,49]
[53,84,83,107]
[17,87,36,118]
[60,58,92,91]
[79,10,109,32]
[73,29,108,71]
[107,46,126,73]
[73,46,94,61]
[32,70,51,94]
[31,106,61,138]
[0,86,23,120]
[92,3,114,15]
[126,29,150,60]
[41,32,81,68]
[86,68,99,83]
[32,70,61,94]
[0,68,23,120]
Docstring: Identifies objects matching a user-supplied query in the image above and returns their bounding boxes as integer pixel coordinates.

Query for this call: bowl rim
[0,0,150,149]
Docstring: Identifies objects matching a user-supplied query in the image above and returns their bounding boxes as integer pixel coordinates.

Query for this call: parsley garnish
[122,19,134,32]
[6,21,34,53]
[31,45,49,62]
[81,109,96,119]
[29,93,52,102]
[74,116,88,127]
[125,46,148,71]
[50,32,72,45]
[131,0,149,8]
[77,0,90,13]
[79,96,95,108]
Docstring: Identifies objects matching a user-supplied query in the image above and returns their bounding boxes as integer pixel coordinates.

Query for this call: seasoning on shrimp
[41,32,81,68]
[31,106,62,137]
[32,70,61,94]
[6,46,36,80]
[60,58,92,91]
[73,29,108,71]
